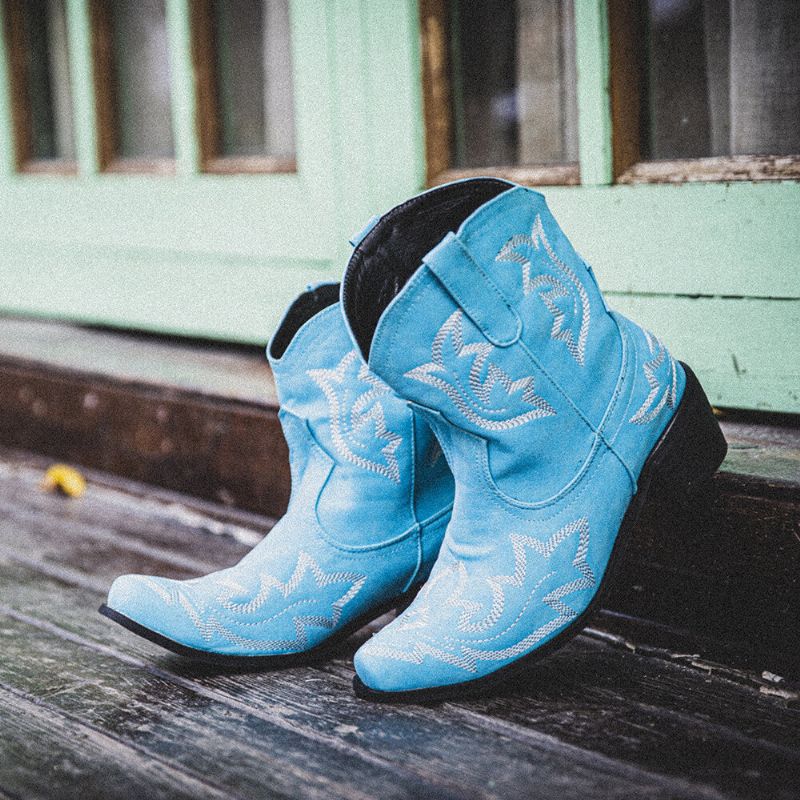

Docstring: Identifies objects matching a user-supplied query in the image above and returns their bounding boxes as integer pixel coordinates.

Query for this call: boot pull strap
[423,232,521,347]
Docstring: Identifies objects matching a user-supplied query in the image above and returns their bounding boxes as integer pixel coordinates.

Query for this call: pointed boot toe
[101,573,209,653]
[105,573,177,626]
[353,600,474,697]
[104,573,155,619]
[100,282,454,665]
[342,178,727,700]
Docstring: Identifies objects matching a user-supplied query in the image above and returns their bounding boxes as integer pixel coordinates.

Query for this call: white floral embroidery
[496,214,590,366]
[629,331,678,424]
[405,310,555,431]
[308,350,402,483]
[140,576,174,603]
[365,518,595,673]
[142,552,366,653]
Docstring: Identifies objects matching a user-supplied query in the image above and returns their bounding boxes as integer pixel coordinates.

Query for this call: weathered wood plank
[425,641,800,800]
[0,496,236,584]
[717,418,800,488]
[2,441,797,676]
[1,442,797,686]
[0,315,798,519]
[616,154,800,184]
[1,448,799,799]
[0,612,442,800]
[0,451,258,567]
[605,476,800,672]
[2,555,798,800]
[0,571,713,800]
[0,684,232,800]
[0,319,276,404]
[0,356,290,517]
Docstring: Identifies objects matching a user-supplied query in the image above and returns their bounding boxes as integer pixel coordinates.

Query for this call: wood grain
[608,0,644,179]
[617,154,800,184]
[88,0,118,172]
[431,163,580,188]
[419,0,453,184]
[203,155,297,174]
[0,684,231,800]
[3,0,32,169]
[0,447,798,798]
[2,559,794,800]
[0,612,436,800]
[189,0,218,171]
[0,317,797,649]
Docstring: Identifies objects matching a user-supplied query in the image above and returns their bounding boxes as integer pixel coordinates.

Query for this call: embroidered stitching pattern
[629,331,678,424]
[405,310,555,431]
[365,517,595,673]
[398,560,554,644]
[141,576,174,603]
[141,552,366,653]
[496,214,591,366]
[308,350,403,483]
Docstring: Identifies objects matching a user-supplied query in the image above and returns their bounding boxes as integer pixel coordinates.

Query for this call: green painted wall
[0,0,797,412]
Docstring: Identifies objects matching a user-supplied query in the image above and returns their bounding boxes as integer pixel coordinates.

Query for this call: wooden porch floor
[1,447,798,800]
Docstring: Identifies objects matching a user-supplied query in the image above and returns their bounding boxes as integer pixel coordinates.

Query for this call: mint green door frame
[0,0,798,411]
[0,0,425,340]
[555,0,799,412]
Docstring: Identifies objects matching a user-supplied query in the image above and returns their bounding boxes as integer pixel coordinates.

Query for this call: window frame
[419,0,580,188]
[0,0,796,413]
[2,0,78,175]
[607,0,800,185]
[421,0,800,188]
[190,0,297,176]
[0,0,357,331]
[90,0,177,174]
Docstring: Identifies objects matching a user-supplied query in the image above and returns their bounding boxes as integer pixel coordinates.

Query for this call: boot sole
[98,583,420,669]
[353,362,728,703]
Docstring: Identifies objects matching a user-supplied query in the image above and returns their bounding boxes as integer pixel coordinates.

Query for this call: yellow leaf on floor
[42,464,87,498]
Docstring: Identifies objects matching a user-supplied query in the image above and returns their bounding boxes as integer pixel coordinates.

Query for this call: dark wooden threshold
[0,318,289,518]
[0,317,798,675]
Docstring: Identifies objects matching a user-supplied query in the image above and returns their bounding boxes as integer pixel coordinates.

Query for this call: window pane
[450,0,577,168]
[211,0,295,159]
[109,0,174,159]
[643,0,800,159]
[17,0,75,161]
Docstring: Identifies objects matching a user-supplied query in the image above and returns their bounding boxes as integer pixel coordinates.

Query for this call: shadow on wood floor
[0,448,798,800]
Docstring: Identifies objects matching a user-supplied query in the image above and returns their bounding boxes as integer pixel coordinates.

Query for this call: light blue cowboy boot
[341,178,727,700]
[100,282,453,664]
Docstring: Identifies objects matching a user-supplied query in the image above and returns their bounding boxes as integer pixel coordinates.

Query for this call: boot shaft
[268,283,452,544]
[342,180,686,502]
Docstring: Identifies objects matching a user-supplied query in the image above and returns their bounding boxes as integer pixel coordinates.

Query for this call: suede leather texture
[105,286,454,657]
[344,182,686,692]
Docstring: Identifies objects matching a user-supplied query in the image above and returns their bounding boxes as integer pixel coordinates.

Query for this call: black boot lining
[269,282,341,360]
[343,178,510,360]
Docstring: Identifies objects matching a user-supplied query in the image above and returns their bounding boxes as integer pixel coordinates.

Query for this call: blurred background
[0,0,797,414]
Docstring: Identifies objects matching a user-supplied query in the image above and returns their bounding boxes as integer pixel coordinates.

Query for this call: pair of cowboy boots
[101,179,727,701]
